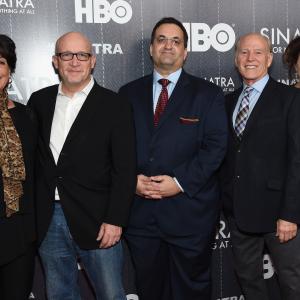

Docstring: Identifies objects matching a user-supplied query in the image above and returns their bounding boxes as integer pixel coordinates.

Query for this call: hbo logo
[183,23,236,52]
[75,0,132,24]
[263,254,275,279]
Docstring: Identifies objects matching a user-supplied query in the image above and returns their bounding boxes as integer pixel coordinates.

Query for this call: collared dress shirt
[232,74,269,126]
[50,77,94,200]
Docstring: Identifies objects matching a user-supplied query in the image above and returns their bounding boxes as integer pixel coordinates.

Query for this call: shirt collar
[58,76,95,97]
[243,74,269,93]
[153,68,182,85]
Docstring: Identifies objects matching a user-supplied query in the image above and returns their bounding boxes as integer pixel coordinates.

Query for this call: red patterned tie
[154,79,170,126]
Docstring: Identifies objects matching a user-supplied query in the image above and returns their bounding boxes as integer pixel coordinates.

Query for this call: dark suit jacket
[28,81,136,249]
[119,70,227,237]
[0,103,37,265]
[221,78,300,233]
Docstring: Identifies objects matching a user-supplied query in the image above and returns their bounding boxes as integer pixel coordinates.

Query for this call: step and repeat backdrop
[1,0,299,299]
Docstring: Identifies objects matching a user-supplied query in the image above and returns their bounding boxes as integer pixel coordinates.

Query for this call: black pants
[229,219,300,300]
[0,244,35,300]
[126,231,214,300]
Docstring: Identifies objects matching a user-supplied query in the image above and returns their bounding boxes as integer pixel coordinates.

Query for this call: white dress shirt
[50,77,94,200]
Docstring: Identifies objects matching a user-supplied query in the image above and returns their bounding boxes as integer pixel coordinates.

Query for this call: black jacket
[28,82,136,249]
[0,102,37,265]
[221,78,300,233]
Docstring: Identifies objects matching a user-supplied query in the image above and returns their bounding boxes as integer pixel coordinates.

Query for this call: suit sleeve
[103,94,137,226]
[173,89,228,198]
[280,89,300,224]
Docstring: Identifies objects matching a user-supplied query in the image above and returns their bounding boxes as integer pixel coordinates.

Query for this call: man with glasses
[119,17,227,300]
[28,32,136,300]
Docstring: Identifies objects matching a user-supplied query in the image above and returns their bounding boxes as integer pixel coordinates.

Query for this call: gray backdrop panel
[1,0,298,299]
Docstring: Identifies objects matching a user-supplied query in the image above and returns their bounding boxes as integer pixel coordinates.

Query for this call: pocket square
[179,117,199,124]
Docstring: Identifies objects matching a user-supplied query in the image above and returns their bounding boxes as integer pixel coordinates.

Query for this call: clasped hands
[95,175,181,249]
[136,174,181,199]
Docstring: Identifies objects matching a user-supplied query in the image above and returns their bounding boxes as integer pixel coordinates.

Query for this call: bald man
[28,32,136,300]
[221,33,300,300]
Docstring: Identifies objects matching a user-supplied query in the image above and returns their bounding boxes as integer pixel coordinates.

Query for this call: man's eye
[78,53,88,58]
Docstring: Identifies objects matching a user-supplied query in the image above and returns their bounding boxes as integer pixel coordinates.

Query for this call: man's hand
[96,223,122,248]
[276,219,298,243]
[136,174,162,199]
[149,175,181,198]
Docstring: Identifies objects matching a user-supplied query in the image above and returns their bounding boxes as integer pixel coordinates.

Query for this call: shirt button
[149,157,154,162]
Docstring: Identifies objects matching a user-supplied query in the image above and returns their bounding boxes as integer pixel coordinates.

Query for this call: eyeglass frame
[155,36,183,47]
[55,52,92,61]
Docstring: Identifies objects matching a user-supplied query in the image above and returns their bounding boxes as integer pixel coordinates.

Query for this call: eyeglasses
[56,52,92,61]
[155,37,182,46]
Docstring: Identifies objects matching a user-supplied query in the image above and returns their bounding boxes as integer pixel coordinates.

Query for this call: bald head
[234,32,273,86]
[52,31,96,97]
[55,31,92,54]
[235,33,272,54]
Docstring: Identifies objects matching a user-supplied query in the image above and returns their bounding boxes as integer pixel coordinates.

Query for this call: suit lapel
[57,83,99,161]
[242,79,273,138]
[155,70,190,131]
[43,86,58,157]
[139,75,155,135]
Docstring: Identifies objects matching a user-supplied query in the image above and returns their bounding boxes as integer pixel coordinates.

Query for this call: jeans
[39,203,126,300]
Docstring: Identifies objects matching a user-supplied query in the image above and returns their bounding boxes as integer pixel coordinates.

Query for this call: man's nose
[164,39,174,49]
[247,51,255,61]
[70,55,80,65]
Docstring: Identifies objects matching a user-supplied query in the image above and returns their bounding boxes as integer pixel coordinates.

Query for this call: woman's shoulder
[11,100,37,126]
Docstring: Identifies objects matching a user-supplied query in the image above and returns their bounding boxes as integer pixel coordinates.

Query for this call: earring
[8,77,12,89]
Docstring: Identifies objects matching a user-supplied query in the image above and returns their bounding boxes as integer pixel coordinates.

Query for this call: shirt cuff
[173,177,184,192]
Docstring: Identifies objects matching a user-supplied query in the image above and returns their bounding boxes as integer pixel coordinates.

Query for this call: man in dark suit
[221,32,300,300]
[119,17,227,300]
[28,32,136,300]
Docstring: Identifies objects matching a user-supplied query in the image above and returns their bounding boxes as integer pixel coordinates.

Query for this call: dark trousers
[0,243,35,300]
[126,229,214,300]
[229,219,300,300]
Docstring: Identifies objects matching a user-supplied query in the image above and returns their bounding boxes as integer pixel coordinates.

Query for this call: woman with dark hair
[283,36,300,88]
[0,34,37,299]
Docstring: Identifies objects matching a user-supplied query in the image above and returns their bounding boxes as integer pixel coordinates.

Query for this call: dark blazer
[0,102,37,265]
[221,78,300,233]
[119,70,227,236]
[28,81,136,249]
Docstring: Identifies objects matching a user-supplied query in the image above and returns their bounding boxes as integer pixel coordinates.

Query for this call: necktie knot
[243,86,253,98]
[158,78,170,88]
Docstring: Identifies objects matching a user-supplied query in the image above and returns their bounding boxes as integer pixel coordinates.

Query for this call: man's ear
[91,55,96,69]
[52,55,58,70]
[267,52,273,68]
